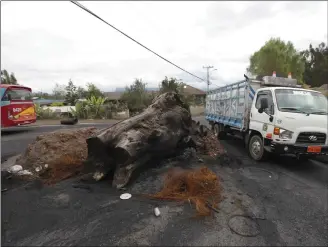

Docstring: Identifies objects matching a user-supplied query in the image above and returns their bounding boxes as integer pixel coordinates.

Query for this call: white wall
[42,106,75,113]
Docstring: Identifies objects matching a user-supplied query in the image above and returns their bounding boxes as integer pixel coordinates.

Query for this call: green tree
[301,42,328,88]
[86,95,106,118]
[65,79,78,106]
[159,76,193,108]
[120,78,154,113]
[77,86,88,99]
[52,83,66,99]
[85,83,104,98]
[1,69,18,85]
[247,38,305,83]
[159,76,183,94]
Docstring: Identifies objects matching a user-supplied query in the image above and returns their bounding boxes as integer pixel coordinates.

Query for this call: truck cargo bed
[205,79,261,131]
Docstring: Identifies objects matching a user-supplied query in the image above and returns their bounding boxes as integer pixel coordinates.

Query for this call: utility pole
[203,66,214,92]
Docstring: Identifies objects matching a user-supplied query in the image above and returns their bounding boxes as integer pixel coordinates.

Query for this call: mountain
[115,87,159,92]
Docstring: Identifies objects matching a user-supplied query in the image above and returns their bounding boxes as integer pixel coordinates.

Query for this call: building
[181,84,206,105]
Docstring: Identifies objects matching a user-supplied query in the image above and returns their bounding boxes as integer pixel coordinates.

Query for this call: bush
[72,98,128,119]
[34,104,58,120]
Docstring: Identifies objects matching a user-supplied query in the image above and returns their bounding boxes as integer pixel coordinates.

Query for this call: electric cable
[70,1,205,82]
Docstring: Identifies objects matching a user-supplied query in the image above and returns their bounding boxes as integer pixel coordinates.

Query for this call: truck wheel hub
[251,141,261,155]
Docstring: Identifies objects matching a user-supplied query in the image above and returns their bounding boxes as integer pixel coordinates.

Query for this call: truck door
[250,90,275,138]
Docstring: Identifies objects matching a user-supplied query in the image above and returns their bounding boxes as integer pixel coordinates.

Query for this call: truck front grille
[296,132,326,145]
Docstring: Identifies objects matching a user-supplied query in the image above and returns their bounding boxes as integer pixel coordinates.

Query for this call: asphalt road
[1,118,328,246]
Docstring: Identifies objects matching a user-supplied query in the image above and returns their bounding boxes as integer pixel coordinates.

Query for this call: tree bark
[85,92,193,188]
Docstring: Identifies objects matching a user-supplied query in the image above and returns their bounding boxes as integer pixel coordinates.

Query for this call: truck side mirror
[258,98,268,113]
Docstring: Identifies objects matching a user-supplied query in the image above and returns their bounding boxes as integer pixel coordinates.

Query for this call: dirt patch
[148,166,222,216]
[16,127,98,184]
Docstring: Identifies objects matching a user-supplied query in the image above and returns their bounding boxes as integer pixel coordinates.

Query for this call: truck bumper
[270,142,328,156]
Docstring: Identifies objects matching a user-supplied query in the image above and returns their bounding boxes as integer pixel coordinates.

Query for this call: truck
[205,74,328,161]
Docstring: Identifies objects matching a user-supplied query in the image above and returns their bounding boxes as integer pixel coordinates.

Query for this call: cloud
[1,1,327,93]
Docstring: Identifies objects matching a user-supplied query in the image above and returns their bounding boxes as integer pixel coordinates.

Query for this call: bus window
[2,93,10,101]
[6,88,32,101]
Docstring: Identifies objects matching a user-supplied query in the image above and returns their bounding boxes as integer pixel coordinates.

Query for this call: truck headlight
[279,129,293,139]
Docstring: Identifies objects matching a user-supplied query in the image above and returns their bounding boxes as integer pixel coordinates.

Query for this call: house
[181,84,206,105]
[103,92,125,102]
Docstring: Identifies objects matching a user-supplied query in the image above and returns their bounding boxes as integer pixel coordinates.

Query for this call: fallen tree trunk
[85,92,193,188]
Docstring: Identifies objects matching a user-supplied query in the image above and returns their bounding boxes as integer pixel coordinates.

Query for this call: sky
[1,1,327,93]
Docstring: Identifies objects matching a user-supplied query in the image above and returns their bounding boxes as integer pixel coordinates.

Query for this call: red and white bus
[1,84,36,128]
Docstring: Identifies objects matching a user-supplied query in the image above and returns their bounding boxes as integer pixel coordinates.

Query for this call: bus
[1,84,37,128]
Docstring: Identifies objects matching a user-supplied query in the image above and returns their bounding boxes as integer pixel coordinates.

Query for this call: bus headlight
[279,129,293,139]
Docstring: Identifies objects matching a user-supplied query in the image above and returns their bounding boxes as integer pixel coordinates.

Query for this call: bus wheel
[248,135,267,161]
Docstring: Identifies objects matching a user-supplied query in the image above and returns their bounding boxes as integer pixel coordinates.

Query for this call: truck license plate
[307,146,321,153]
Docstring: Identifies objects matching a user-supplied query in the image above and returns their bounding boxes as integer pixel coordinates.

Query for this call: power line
[70,1,205,82]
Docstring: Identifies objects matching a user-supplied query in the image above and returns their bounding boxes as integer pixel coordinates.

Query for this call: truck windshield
[275,89,328,115]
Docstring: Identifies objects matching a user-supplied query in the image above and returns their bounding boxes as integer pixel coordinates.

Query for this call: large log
[85,92,193,188]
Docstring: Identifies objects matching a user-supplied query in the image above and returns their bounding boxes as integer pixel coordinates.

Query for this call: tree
[301,42,328,88]
[65,79,78,106]
[32,92,50,99]
[247,38,305,83]
[86,83,104,99]
[86,95,106,118]
[159,77,193,108]
[52,83,66,99]
[1,69,18,85]
[120,78,154,113]
[77,86,88,99]
[159,77,183,94]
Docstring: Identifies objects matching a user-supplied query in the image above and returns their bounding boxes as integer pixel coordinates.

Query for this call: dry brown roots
[149,166,222,216]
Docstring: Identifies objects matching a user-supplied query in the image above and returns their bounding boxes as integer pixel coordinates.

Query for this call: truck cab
[248,86,328,161]
[205,74,328,162]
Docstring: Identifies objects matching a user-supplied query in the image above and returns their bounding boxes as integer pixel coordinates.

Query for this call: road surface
[1,117,328,246]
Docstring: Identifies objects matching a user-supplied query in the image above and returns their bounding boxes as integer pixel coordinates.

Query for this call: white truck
[205,75,328,161]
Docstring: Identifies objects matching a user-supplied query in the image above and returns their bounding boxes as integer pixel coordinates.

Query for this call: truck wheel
[218,124,227,140]
[213,124,219,138]
[248,135,267,161]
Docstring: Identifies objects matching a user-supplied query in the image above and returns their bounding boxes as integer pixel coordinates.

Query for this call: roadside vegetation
[247,38,328,94]
[33,76,198,120]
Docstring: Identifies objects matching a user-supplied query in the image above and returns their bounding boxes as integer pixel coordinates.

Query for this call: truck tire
[218,124,227,140]
[248,135,267,161]
[213,123,226,140]
[213,124,219,138]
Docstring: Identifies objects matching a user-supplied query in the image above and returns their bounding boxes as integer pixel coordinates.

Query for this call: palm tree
[86,95,106,118]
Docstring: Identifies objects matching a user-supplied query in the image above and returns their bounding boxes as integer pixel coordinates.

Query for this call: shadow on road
[1,127,38,136]
[221,134,328,186]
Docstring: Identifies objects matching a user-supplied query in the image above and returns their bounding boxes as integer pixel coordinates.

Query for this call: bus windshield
[275,89,328,115]
[2,88,32,101]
